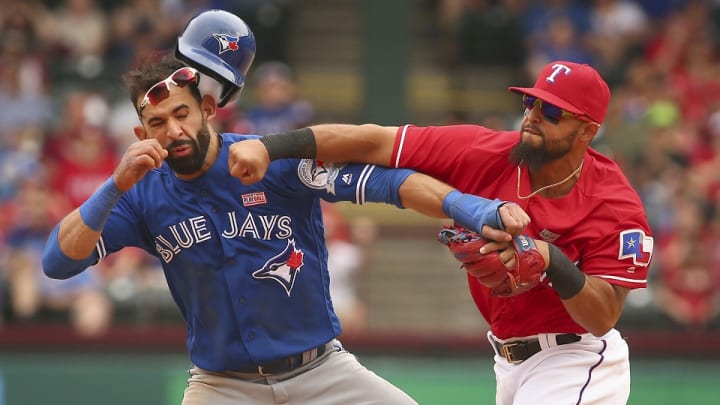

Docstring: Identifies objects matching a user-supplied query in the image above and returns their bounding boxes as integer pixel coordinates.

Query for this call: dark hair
[123,54,202,112]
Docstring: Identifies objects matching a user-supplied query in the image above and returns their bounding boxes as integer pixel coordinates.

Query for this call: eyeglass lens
[522,95,564,124]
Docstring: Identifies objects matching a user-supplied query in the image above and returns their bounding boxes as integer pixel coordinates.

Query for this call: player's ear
[200,95,217,121]
[580,122,599,142]
[134,125,147,140]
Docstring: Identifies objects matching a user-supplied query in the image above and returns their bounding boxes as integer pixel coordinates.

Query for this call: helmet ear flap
[218,84,242,108]
[196,73,224,105]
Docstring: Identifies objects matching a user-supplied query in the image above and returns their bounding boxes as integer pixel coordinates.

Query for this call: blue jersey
[83,133,412,371]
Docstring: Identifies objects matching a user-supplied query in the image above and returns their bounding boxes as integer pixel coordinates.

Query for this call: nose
[525,104,543,124]
[165,118,185,141]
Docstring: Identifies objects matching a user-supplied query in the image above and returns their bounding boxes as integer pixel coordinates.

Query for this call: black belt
[493,333,581,364]
[236,342,330,376]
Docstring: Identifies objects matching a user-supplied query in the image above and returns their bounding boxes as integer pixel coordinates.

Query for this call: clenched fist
[228,139,271,185]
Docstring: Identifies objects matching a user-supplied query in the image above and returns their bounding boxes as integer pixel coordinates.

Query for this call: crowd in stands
[0,0,719,336]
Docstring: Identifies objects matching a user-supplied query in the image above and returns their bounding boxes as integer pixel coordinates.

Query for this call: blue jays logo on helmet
[213,34,240,54]
[175,9,256,107]
[253,239,305,296]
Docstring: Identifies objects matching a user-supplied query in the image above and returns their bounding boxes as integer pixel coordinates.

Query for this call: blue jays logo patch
[213,33,240,54]
[618,229,653,267]
[253,239,305,296]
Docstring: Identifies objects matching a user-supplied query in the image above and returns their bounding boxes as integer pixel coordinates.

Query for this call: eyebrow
[145,104,191,126]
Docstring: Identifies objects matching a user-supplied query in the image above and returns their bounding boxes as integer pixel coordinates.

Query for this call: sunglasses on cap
[522,95,598,126]
[139,67,199,111]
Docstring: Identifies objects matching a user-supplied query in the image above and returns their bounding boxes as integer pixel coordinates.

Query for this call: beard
[165,122,213,175]
[509,126,578,170]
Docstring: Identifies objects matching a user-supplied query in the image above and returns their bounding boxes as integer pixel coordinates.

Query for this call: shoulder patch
[618,229,653,267]
[297,159,345,195]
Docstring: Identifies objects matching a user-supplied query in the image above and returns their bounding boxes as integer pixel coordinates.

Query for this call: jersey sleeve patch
[618,229,653,267]
[297,159,344,195]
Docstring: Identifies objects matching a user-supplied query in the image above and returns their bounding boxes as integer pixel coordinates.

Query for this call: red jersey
[391,124,654,338]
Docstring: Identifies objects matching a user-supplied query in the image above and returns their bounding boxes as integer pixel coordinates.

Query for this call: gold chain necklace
[516,160,584,199]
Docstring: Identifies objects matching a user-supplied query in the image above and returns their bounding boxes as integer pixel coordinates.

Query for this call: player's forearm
[561,277,627,336]
[540,242,626,336]
[310,124,398,165]
[42,212,102,280]
[262,124,398,165]
[43,176,124,279]
[398,173,453,218]
[400,173,508,235]
[56,210,104,259]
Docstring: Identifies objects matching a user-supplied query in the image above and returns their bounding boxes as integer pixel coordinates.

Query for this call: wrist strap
[546,244,586,299]
[442,190,503,231]
[260,127,317,160]
[78,176,124,231]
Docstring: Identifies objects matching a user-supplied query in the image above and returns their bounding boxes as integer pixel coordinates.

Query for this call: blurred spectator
[585,0,650,86]
[230,0,294,64]
[0,7,52,203]
[635,0,685,20]
[99,246,175,324]
[245,61,314,134]
[668,30,720,124]
[42,91,118,208]
[0,4,53,136]
[653,195,720,330]
[1,178,112,337]
[39,0,109,83]
[104,0,177,94]
[600,59,679,168]
[446,0,525,70]
[525,13,594,80]
[521,0,592,53]
[322,201,378,334]
[212,104,254,135]
[643,0,713,76]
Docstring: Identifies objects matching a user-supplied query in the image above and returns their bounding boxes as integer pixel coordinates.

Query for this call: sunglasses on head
[522,95,598,125]
[139,67,199,111]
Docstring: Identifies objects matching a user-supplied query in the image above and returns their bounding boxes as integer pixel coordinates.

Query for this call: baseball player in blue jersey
[42,10,531,405]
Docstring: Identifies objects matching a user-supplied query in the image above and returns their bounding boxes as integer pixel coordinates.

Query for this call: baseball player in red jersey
[230,61,654,404]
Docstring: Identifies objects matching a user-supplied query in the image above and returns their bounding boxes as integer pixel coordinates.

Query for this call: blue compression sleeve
[442,190,504,232]
[42,225,98,280]
[79,176,124,231]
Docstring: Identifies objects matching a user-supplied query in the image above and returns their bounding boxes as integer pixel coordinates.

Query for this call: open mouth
[170,144,193,157]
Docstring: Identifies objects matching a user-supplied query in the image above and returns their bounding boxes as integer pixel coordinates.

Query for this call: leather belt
[493,333,581,364]
[236,342,331,376]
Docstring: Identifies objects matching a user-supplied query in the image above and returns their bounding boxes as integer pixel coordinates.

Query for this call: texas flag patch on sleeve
[618,229,654,267]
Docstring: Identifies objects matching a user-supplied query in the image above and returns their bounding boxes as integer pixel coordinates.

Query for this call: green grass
[1,353,718,405]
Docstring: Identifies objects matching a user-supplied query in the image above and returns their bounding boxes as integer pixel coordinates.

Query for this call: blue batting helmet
[175,9,256,107]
